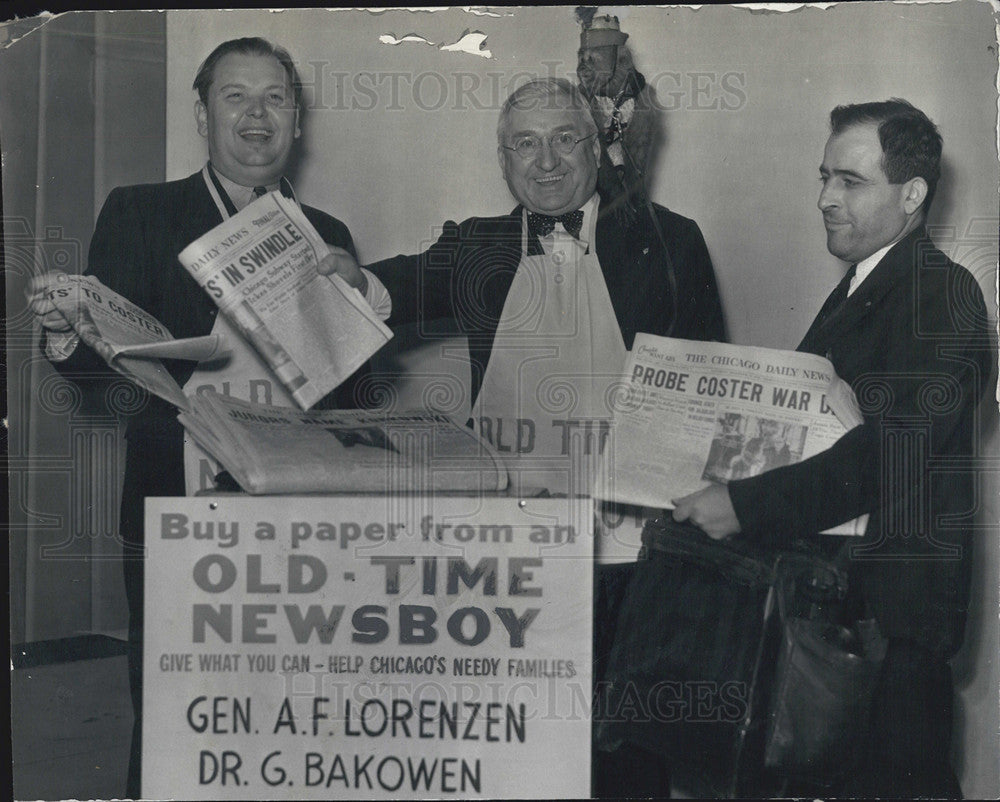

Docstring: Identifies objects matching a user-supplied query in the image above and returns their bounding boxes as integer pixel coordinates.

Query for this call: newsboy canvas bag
[593,518,781,797]
[594,518,884,797]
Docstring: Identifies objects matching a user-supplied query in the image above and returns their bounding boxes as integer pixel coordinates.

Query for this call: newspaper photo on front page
[593,334,868,536]
[178,191,392,410]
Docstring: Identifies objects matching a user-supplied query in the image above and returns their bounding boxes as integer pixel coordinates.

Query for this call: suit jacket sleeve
[728,263,989,545]
[367,204,726,347]
[366,219,470,327]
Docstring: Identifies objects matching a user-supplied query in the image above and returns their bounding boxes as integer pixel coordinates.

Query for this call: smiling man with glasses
[322,79,724,483]
[319,74,724,799]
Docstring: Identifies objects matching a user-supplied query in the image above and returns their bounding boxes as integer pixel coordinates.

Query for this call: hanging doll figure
[576,11,659,224]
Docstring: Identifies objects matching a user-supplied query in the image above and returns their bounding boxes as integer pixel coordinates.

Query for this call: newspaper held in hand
[592,334,868,536]
[177,191,392,410]
[44,272,225,411]
[178,392,510,495]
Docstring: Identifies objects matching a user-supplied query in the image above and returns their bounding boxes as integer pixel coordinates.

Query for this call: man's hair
[830,98,942,213]
[193,37,302,110]
[497,78,598,144]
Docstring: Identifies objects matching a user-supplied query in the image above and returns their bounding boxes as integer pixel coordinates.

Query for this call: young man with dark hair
[674,98,990,797]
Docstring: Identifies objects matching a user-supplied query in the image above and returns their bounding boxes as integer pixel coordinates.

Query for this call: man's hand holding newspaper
[316,244,368,295]
[28,273,76,334]
[29,271,224,410]
[593,334,867,537]
[672,484,741,540]
[177,191,391,410]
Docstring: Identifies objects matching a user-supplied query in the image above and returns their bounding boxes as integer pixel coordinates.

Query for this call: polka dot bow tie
[527,209,584,240]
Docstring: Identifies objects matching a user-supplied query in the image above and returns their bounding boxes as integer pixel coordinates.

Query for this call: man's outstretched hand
[317,245,367,294]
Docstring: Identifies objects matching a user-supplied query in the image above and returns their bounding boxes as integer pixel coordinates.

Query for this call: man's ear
[497,146,506,175]
[902,176,928,215]
[195,100,208,138]
[294,107,301,139]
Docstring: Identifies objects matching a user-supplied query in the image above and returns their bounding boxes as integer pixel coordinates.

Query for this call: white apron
[182,169,300,494]
[472,202,627,496]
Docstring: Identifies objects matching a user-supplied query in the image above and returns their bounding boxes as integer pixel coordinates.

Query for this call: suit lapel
[804,228,923,353]
[798,267,856,354]
[594,196,661,343]
[462,209,525,404]
[168,172,227,334]
[462,210,523,341]
[189,168,227,229]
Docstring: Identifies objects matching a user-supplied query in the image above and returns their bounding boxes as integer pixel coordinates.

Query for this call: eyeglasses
[502,131,598,160]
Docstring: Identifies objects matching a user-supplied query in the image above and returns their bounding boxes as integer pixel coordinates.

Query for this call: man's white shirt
[849,239,899,297]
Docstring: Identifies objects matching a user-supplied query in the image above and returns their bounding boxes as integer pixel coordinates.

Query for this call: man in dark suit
[323,77,724,426]
[28,37,384,798]
[321,77,724,798]
[674,99,991,797]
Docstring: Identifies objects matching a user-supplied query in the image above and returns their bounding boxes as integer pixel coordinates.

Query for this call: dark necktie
[527,209,585,239]
[827,263,858,312]
[799,263,857,358]
[206,164,291,217]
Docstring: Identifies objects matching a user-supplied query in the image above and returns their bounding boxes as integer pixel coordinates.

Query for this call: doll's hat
[581,14,628,48]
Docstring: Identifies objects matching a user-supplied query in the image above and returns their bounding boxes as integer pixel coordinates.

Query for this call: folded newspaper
[592,334,868,536]
[44,273,225,411]
[177,191,392,410]
[179,392,509,495]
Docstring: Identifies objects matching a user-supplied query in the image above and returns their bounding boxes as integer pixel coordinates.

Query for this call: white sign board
[143,495,593,799]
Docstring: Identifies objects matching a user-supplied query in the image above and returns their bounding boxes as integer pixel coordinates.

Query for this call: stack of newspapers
[178,395,507,495]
